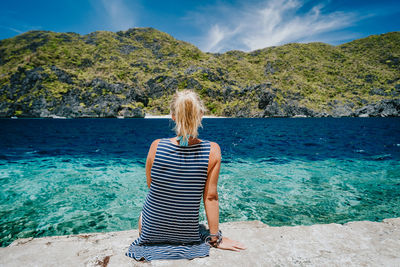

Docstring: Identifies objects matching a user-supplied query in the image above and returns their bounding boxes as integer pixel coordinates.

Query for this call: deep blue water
[0,118,399,247]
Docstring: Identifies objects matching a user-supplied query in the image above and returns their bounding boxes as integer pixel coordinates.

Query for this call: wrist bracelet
[205,230,222,248]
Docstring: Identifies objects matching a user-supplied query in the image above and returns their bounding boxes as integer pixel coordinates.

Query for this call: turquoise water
[1,118,399,246]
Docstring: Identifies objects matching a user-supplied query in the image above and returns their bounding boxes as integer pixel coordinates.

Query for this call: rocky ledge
[1,218,399,266]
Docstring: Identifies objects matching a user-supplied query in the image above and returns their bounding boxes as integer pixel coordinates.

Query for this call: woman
[126,89,246,261]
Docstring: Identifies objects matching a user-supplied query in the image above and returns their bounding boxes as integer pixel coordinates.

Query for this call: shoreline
[3,115,400,119]
[2,114,230,119]
[1,217,399,266]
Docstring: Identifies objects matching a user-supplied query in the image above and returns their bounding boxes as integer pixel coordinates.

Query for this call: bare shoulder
[150,138,161,148]
[209,141,221,151]
[209,141,221,161]
[148,139,161,156]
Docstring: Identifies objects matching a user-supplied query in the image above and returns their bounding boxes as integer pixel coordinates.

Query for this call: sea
[0,117,399,247]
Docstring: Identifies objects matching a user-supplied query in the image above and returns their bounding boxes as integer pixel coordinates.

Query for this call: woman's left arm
[145,139,160,188]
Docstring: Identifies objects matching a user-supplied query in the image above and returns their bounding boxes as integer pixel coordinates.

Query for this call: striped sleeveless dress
[125,137,212,261]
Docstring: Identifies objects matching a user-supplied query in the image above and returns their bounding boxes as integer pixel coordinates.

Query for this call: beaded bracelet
[205,230,223,248]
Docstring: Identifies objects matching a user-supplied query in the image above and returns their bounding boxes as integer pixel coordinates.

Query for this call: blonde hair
[170,89,207,138]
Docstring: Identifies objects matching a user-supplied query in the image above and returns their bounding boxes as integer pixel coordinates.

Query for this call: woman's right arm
[203,142,247,251]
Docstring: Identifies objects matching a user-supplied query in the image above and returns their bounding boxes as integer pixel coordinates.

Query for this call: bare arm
[203,142,221,235]
[204,142,247,251]
[145,139,160,188]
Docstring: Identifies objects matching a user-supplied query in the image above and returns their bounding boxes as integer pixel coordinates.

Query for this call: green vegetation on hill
[0,28,399,117]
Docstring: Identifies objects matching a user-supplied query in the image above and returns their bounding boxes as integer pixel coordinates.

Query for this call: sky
[0,0,399,53]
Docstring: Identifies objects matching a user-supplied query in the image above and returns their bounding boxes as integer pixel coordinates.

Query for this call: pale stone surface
[1,218,399,267]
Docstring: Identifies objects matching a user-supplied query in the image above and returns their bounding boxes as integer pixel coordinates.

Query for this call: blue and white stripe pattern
[126,137,212,261]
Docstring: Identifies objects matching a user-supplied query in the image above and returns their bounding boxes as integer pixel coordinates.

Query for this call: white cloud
[0,25,23,34]
[98,0,135,31]
[203,24,242,52]
[194,0,359,52]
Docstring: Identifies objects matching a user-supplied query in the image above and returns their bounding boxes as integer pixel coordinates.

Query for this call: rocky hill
[0,28,399,118]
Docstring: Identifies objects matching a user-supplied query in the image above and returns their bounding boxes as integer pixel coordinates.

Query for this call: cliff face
[0,28,399,118]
